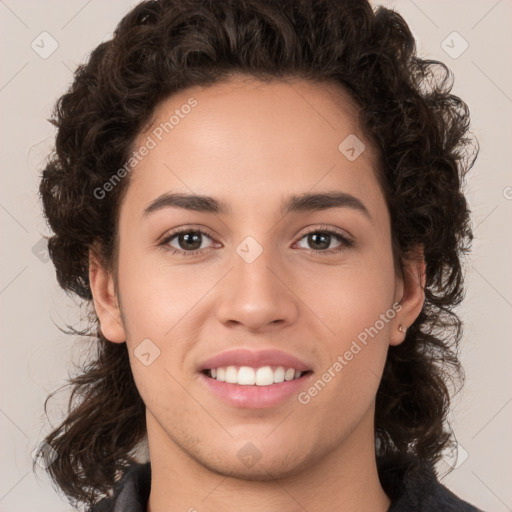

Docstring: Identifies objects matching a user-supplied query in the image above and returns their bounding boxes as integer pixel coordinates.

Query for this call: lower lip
[199,372,313,409]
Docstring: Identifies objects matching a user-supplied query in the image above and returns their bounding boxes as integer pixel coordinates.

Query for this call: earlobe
[390,247,426,347]
[88,248,126,343]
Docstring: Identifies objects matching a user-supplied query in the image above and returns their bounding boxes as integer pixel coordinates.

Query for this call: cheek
[315,248,397,339]
[298,284,395,439]
[115,251,204,411]
[116,243,210,336]
[307,249,396,398]
[115,245,226,399]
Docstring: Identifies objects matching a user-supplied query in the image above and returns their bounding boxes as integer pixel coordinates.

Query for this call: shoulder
[87,462,151,512]
[378,454,484,512]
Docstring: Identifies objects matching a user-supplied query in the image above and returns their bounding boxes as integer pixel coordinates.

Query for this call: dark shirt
[89,455,483,511]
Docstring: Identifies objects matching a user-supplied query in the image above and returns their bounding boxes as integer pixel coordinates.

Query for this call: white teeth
[273,366,285,383]
[225,366,238,383]
[284,368,295,381]
[238,366,256,385]
[207,365,306,386]
[255,366,274,386]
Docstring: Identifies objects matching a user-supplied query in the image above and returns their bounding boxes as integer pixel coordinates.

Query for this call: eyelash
[159,225,354,257]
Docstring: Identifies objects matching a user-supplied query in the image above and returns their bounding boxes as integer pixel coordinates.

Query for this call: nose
[215,243,299,332]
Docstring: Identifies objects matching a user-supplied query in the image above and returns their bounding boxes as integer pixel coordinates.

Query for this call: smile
[204,365,310,386]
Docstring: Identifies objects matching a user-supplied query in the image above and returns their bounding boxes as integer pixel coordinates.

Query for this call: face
[92,76,417,480]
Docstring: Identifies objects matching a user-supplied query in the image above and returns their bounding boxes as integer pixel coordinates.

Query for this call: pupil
[309,233,329,250]
[180,232,201,250]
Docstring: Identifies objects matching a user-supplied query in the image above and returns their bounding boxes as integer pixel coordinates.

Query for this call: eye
[160,228,217,256]
[159,225,354,257]
[295,227,353,255]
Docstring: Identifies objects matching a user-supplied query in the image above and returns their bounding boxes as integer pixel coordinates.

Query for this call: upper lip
[198,348,312,372]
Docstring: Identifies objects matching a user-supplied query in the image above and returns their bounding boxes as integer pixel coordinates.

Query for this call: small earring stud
[398,324,405,333]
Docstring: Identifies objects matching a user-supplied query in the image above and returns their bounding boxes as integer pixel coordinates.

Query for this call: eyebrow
[142,191,371,220]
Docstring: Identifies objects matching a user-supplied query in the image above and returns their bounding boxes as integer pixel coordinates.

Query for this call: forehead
[122,76,385,219]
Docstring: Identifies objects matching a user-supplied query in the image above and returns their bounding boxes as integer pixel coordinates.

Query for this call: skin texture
[89,77,425,512]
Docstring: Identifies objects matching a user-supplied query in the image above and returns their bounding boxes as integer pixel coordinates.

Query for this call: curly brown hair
[33,0,476,509]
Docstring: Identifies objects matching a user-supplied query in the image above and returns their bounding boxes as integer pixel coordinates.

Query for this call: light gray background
[1,1,511,511]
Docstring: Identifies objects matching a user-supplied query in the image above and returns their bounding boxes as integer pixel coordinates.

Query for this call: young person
[33,0,481,510]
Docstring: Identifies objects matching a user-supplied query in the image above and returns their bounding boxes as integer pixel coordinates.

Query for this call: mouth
[199,365,314,409]
[197,348,314,408]
[201,365,313,386]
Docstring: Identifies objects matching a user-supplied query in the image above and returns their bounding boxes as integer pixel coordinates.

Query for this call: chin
[193,446,314,481]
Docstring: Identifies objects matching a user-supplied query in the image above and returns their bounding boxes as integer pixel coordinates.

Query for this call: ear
[88,247,126,343]
[389,245,426,347]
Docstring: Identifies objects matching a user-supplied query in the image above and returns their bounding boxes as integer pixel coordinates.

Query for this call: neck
[145,408,390,512]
